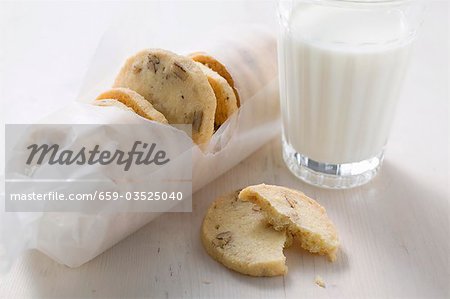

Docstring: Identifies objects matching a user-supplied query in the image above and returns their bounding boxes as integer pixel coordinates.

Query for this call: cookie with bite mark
[239,184,339,261]
[201,191,291,277]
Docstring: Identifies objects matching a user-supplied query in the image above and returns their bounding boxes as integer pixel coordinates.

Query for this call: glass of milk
[278,0,425,188]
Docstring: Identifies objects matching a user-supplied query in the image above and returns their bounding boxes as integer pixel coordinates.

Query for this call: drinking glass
[277,0,425,188]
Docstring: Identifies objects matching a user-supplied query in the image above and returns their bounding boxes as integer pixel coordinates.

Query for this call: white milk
[279,4,414,164]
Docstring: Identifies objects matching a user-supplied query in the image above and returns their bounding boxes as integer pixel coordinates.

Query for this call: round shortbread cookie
[195,62,238,129]
[239,184,339,261]
[96,87,168,124]
[113,49,216,145]
[201,191,290,277]
[188,52,241,107]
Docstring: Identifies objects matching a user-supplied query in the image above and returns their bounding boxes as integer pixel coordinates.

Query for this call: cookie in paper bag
[95,87,168,123]
[195,62,238,128]
[188,52,240,107]
[113,49,216,145]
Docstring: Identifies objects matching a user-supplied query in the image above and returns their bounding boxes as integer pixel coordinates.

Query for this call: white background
[0,1,449,299]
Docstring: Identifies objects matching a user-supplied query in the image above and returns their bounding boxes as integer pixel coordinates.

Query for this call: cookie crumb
[315,275,326,288]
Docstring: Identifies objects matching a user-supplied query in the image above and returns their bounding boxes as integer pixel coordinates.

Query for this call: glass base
[282,139,384,189]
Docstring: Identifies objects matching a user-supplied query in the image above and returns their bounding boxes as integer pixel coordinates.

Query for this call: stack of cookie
[201,184,339,277]
[92,48,243,146]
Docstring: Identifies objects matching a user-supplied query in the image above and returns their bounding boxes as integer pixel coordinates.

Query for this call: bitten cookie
[188,52,240,107]
[195,62,238,128]
[95,87,168,123]
[239,184,339,261]
[113,49,216,145]
[201,191,290,277]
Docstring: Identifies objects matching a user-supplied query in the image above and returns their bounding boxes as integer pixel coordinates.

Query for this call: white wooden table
[0,1,448,298]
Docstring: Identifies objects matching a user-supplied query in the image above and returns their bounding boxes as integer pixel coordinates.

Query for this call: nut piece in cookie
[95,87,168,124]
[239,184,339,261]
[188,52,240,107]
[195,62,238,129]
[201,191,290,277]
[113,49,216,145]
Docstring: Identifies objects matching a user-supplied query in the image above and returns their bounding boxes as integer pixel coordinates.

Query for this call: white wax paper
[0,24,280,268]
